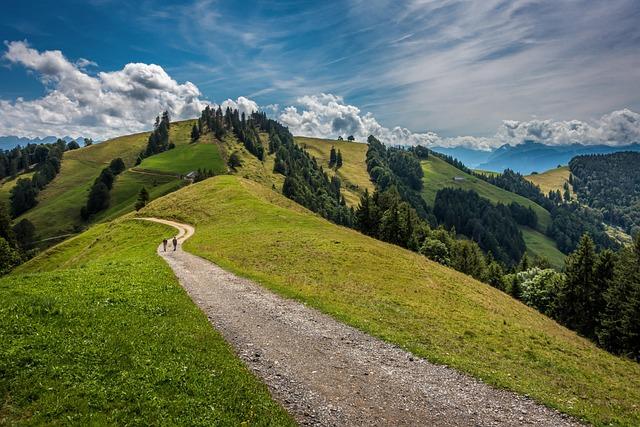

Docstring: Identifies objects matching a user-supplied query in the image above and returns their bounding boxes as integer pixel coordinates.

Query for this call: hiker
[172,236,178,251]
[162,238,168,252]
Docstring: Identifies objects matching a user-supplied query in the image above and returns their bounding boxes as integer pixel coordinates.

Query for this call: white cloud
[220,96,259,117]
[279,94,640,150]
[0,41,207,139]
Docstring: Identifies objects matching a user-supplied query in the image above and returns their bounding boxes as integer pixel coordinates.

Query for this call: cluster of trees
[548,204,616,253]
[196,107,354,226]
[136,112,173,164]
[9,140,65,217]
[199,106,264,160]
[433,188,526,266]
[366,136,429,218]
[432,151,617,253]
[355,186,507,283]
[570,152,640,236]
[337,135,355,141]
[328,146,343,169]
[80,158,125,220]
[190,168,216,183]
[504,234,640,360]
[0,202,36,274]
[0,140,65,179]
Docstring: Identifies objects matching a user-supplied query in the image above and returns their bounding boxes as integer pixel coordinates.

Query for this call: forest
[570,152,640,237]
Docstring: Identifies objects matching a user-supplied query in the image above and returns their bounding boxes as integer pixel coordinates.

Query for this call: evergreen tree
[597,235,640,359]
[109,158,126,175]
[0,202,14,244]
[0,237,21,275]
[555,234,598,337]
[191,123,200,142]
[10,179,38,217]
[135,187,150,211]
[329,146,337,168]
[13,218,35,250]
[336,150,343,169]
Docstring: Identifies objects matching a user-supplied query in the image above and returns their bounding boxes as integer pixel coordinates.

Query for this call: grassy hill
[137,175,639,426]
[525,166,573,197]
[295,136,374,206]
[1,218,293,425]
[289,136,563,267]
[14,120,225,241]
[136,132,226,175]
[421,155,565,267]
[0,171,35,205]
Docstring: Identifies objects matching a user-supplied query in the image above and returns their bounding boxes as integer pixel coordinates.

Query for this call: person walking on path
[162,238,168,252]
[172,236,178,251]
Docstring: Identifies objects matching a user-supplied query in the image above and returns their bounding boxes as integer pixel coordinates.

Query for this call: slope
[136,132,226,175]
[295,136,374,206]
[525,166,573,197]
[421,155,564,267]
[15,120,212,240]
[139,175,639,426]
[1,218,293,425]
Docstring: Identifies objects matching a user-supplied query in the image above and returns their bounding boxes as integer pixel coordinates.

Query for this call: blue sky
[1,0,640,148]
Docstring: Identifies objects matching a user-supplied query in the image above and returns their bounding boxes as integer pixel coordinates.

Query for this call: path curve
[138,217,582,427]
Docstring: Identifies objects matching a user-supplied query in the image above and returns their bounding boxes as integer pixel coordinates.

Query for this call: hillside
[295,136,374,206]
[135,175,639,426]
[525,166,573,196]
[420,155,564,267]
[2,218,293,424]
[14,120,224,241]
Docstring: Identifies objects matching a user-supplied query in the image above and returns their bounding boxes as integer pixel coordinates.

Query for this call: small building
[453,176,465,182]
[184,171,198,181]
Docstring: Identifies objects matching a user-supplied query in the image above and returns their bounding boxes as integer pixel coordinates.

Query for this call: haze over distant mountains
[432,141,640,174]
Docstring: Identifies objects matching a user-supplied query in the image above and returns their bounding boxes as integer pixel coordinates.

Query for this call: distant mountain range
[433,141,640,174]
[0,135,86,151]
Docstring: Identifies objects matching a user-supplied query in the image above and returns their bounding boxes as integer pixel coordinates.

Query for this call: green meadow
[139,175,640,427]
[1,219,293,425]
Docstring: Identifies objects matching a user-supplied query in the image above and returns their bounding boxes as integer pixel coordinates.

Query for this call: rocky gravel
[142,218,584,427]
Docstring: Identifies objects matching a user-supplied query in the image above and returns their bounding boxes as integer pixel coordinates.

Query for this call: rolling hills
[137,175,639,426]
[13,120,225,242]
[292,137,564,267]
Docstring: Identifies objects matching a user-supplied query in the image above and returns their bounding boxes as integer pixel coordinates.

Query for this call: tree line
[570,152,640,237]
[431,151,616,254]
[198,105,265,160]
[504,234,640,360]
[80,158,125,220]
[0,202,36,275]
[8,140,67,218]
[136,112,174,165]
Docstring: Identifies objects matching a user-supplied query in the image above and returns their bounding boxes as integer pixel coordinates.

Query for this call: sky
[1,0,640,149]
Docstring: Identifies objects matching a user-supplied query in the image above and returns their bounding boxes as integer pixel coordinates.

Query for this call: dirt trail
[139,217,582,427]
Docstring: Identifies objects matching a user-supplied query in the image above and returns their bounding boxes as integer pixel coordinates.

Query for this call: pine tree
[191,123,200,142]
[555,234,598,337]
[336,150,343,169]
[135,186,150,211]
[597,235,640,358]
[329,146,337,168]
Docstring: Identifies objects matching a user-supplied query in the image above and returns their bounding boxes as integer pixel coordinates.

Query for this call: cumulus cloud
[220,96,259,116]
[279,94,640,150]
[0,41,207,139]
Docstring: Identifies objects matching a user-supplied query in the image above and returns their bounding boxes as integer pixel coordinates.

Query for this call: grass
[525,166,573,197]
[139,175,640,427]
[137,133,226,175]
[15,120,197,239]
[521,227,566,269]
[295,136,374,206]
[222,133,284,191]
[1,218,293,425]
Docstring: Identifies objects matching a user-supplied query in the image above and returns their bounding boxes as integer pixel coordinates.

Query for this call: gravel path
[141,217,583,427]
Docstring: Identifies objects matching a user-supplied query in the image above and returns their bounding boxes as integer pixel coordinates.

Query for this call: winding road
[139,217,582,427]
